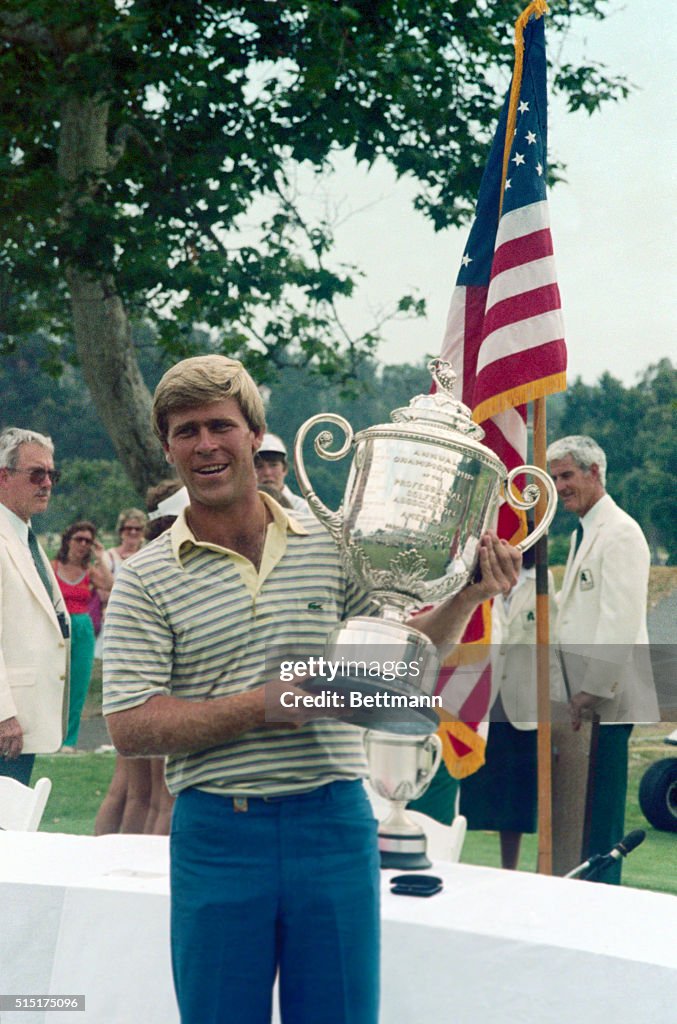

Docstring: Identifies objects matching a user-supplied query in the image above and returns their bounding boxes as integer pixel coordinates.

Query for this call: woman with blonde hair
[94,507,147,659]
[106,507,147,573]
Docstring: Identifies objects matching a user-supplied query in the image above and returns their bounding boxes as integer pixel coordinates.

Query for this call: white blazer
[555,494,659,724]
[0,512,70,752]
[492,569,558,729]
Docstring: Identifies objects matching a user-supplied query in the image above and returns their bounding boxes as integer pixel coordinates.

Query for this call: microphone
[613,829,646,858]
[564,829,646,880]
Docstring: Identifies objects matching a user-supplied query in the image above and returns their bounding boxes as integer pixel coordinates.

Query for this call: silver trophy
[365,730,443,869]
[294,359,557,734]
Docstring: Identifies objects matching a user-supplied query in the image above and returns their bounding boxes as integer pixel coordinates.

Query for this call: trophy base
[378,830,432,870]
[380,849,432,870]
[302,675,439,736]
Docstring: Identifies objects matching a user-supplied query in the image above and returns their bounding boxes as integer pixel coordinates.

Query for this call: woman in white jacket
[460,544,557,869]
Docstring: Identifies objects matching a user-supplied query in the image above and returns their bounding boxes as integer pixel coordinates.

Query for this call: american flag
[436,9,566,777]
[442,10,566,520]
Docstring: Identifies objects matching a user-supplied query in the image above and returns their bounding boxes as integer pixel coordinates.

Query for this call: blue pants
[0,753,35,785]
[170,780,380,1024]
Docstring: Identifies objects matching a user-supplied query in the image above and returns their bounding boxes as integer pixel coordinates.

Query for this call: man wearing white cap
[254,432,309,513]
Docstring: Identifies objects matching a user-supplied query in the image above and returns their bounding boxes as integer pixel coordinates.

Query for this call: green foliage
[265,357,432,508]
[0,332,116,459]
[547,533,572,567]
[7,342,674,560]
[554,62,632,114]
[38,458,143,535]
[1,0,630,380]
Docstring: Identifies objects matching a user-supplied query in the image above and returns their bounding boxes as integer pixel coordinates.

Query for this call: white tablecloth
[0,833,174,1024]
[0,832,675,1023]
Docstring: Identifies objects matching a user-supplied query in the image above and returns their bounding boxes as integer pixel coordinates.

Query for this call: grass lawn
[459,724,677,895]
[35,751,115,836]
[33,725,676,895]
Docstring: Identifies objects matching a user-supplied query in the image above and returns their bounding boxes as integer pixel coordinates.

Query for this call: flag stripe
[476,338,566,400]
[443,289,467,391]
[494,200,550,246]
[490,406,528,457]
[458,663,493,721]
[482,416,526,471]
[482,282,562,339]
[434,12,565,779]
[461,286,489,404]
[476,309,565,375]
[490,229,554,279]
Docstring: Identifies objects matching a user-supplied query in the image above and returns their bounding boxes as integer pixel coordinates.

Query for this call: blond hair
[115,507,147,533]
[152,355,266,443]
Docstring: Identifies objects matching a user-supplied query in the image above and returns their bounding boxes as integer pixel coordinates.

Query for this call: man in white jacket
[0,428,69,784]
[459,540,558,870]
[547,434,659,882]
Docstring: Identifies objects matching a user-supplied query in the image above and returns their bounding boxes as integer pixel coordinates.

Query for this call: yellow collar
[170,490,308,567]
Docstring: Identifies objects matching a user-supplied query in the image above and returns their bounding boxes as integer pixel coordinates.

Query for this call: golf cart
[638,729,677,833]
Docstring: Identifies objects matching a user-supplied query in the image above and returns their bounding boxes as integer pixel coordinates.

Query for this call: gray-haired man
[547,434,658,882]
[0,428,69,784]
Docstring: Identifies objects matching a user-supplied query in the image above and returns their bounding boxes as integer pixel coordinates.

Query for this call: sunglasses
[121,525,144,533]
[8,467,61,485]
[72,535,94,545]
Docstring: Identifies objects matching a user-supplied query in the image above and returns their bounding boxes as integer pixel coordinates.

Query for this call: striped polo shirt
[102,493,373,797]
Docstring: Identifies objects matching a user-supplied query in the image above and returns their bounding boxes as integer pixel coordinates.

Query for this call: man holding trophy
[103,354,527,1024]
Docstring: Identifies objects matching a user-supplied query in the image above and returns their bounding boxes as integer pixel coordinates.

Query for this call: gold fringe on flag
[438,711,488,779]
[499,0,550,218]
[472,371,567,426]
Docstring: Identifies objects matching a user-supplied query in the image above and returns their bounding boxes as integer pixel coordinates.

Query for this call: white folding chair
[405,809,467,863]
[364,780,467,864]
[0,776,52,831]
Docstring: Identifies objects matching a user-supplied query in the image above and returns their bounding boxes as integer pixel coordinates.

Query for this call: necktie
[573,521,584,557]
[27,527,54,601]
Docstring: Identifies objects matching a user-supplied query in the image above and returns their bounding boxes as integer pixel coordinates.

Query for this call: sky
[319,1,676,387]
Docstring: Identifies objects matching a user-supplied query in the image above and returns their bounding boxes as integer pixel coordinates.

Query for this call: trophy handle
[417,733,443,790]
[503,465,558,553]
[293,413,352,543]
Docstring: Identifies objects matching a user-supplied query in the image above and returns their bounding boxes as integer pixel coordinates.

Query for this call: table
[0,832,675,1023]
[0,833,174,1024]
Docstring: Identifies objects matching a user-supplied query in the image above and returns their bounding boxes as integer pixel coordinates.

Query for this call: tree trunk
[58,94,167,494]
[65,267,168,494]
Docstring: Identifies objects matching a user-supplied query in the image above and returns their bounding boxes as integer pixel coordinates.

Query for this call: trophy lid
[390,359,486,440]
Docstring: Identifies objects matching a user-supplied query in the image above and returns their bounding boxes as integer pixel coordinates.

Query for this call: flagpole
[500,0,554,874]
[533,396,553,874]
[437,0,566,805]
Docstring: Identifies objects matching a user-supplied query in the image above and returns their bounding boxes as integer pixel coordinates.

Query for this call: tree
[1,1,630,491]
[40,458,143,536]
[0,331,116,459]
[551,360,676,563]
[265,356,432,509]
